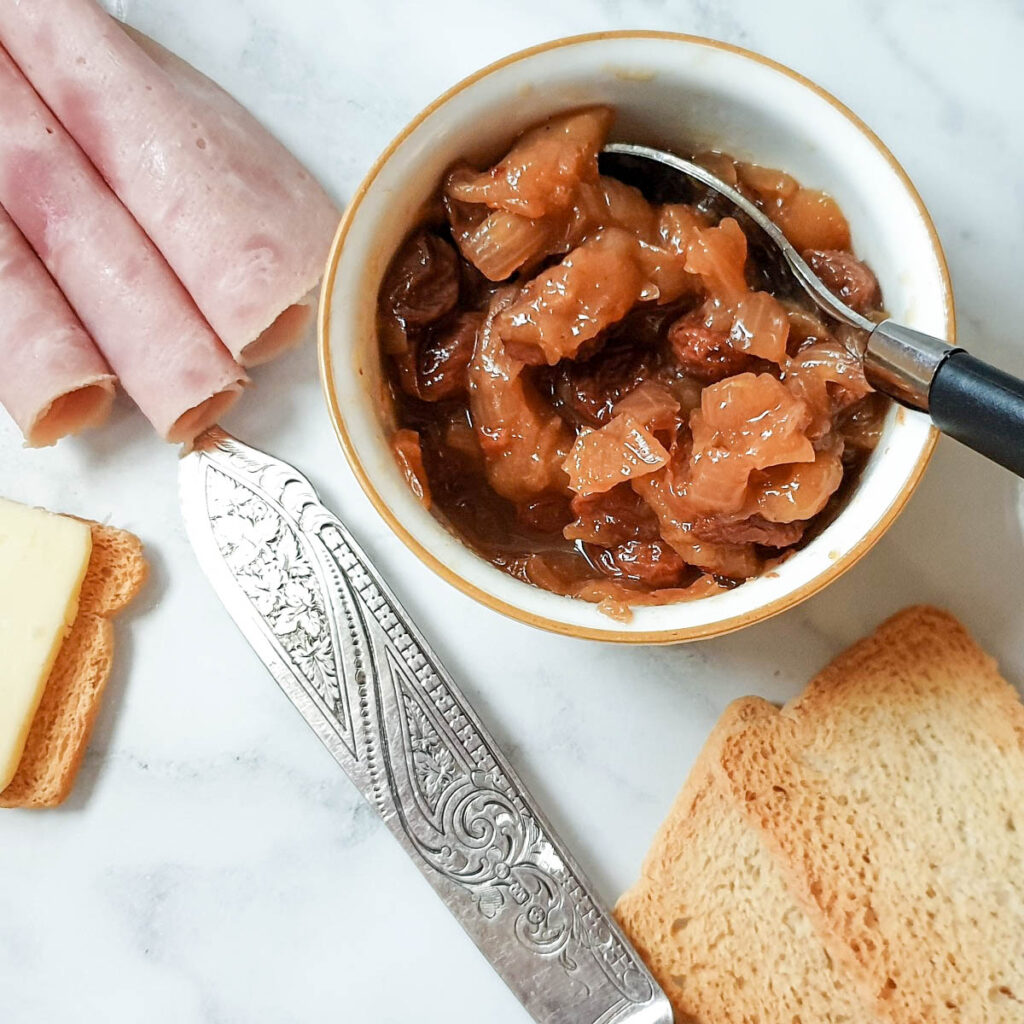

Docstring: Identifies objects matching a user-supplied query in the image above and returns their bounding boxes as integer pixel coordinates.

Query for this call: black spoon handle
[929,349,1024,477]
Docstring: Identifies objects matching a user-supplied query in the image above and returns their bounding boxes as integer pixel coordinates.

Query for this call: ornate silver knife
[179,428,672,1024]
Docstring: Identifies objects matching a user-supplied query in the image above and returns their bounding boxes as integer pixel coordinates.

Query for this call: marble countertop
[3,1,1023,1021]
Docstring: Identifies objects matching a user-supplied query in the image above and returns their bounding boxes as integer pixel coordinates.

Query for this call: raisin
[392,349,422,399]
[564,484,660,546]
[548,335,660,428]
[516,494,573,535]
[691,515,805,548]
[383,231,459,326]
[418,313,481,401]
[667,321,767,383]
[804,249,881,314]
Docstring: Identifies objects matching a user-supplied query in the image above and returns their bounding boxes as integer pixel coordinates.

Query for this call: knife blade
[178,427,672,1024]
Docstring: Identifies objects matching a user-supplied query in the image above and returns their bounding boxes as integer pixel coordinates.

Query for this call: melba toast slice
[616,698,879,1024]
[719,606,1024,1024]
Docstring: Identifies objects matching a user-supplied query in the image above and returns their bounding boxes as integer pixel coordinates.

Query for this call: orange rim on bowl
[318,31,954,644]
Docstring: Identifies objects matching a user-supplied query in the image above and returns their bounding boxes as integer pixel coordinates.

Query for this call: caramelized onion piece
[391,429,431,508]
[750,442,844,523]
[524,553,727,623]
[692,151,740,186]
[771,188,851,252]
[563,413,670,497]
[784,334,872,438]
[636,242,698,305]
[445,107,613,218]
[448,173,669,283]
[737,162,799,202]
[729,291,790,363]
[688,373,815,515]
[614,381,680,434]
[685,217,748,302]
[447,198,553,282]
[657,203,707,250]
[468,291,572,501]
[583,575,731,623]
[589,176,659,236]
[496,230,647,365]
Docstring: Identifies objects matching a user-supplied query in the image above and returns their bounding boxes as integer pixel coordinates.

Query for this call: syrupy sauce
[377,108,888,620]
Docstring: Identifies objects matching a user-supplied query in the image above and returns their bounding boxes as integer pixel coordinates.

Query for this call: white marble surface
[2,2,1023,1021]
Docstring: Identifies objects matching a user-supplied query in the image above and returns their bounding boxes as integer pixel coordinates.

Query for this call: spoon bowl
[601,141,1024,478]
[601,143,874,331]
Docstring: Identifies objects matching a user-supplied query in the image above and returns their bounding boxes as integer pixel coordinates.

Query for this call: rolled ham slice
[0,46,246,446]
[0,206,115,447]
[0,1,341,366]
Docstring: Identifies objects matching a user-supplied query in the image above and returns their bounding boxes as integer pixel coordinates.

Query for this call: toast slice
[0,524,147,808]
[615,697,879,1024]
[718,606,1024,1023]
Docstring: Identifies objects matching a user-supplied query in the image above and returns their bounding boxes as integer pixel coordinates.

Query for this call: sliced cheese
[0,498,91,791]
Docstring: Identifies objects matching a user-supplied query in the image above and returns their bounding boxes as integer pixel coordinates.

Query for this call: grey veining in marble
[2,2,1023,1022]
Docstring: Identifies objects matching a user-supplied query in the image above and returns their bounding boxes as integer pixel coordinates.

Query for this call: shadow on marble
[809,435,1024,684]
[220,320,322,449]
[71,389,166,472]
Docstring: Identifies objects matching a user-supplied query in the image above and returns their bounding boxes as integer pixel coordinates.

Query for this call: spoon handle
[929,350,1024,477]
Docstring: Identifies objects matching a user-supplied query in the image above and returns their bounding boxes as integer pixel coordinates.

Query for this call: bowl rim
[318,29,953,644]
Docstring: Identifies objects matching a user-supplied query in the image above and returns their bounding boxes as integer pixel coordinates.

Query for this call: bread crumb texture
[719,606,1024,1023]
[615,697,880,1024]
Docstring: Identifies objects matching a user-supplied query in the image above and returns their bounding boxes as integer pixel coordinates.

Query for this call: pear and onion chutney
[377,108,886,620]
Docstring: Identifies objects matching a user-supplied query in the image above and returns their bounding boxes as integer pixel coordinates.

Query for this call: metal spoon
[602,142,1024,478]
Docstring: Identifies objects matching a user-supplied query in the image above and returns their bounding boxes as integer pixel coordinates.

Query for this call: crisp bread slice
[0,523,147,808]
[718,606,1024,1023]
[616,697,879,1024]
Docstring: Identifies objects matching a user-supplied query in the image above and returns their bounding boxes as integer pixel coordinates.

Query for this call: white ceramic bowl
[319,32,953,643]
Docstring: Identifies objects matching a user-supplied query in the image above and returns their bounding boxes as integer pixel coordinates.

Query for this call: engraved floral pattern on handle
[180,429,672,1024]
[208,473,343,716]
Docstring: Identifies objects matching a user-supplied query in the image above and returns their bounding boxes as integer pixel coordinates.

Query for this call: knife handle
[179,428,672,1024]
